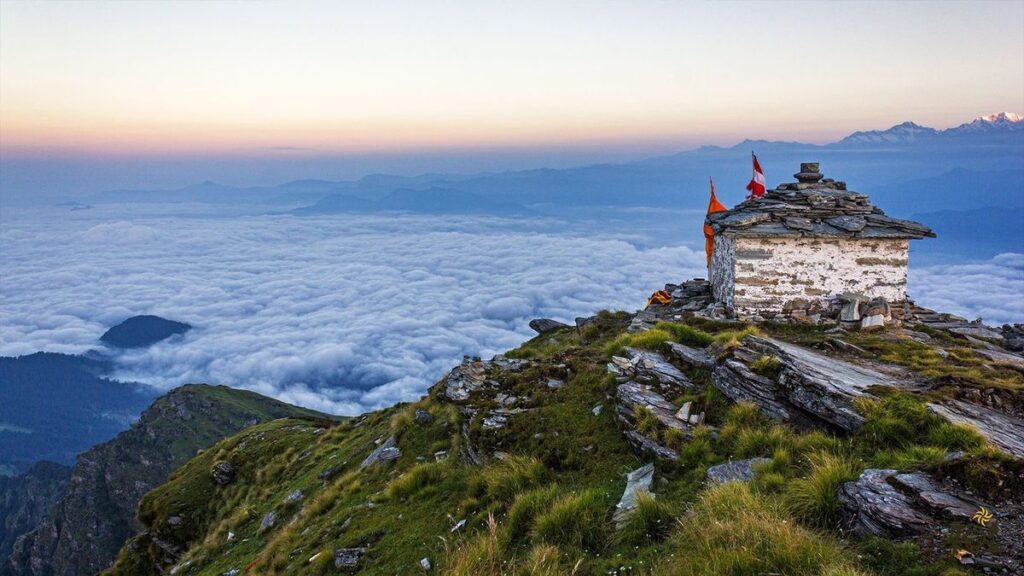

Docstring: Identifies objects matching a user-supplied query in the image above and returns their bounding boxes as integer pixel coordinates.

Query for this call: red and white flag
[746,152,766,199]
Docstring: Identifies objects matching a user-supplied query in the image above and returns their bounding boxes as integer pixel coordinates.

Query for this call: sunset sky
[1,0,1022,192]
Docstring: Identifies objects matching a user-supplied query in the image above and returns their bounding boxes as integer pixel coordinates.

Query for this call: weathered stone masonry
[707,163,933,320]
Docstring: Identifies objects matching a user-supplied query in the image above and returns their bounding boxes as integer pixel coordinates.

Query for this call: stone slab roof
[706,163,935,240]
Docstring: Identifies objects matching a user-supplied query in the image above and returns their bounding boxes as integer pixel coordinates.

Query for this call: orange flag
[704,177,727,266]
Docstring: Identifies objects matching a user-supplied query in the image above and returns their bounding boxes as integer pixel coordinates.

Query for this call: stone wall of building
[710,235,736,307]
[719,236,910,319]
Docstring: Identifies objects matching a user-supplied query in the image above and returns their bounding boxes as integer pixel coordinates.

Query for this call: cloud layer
[0,207,706,414]
[2,206,1021,415]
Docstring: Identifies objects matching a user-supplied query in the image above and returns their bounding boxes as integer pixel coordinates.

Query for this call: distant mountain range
[85,111,1023,211]
[839,112,1023,145]
[75,112,1024,258]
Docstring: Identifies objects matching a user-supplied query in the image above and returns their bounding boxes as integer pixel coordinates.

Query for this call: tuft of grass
[783,452,862,528]
[749,354,782,379]
[384,461,448,500]
[615,492,674,546]
[523,543,579,576]
[654,482,864,576]
[661,427,686,452]
[532,488,609,551]
[655,322,714,348]
[481,455,547,503]
[605,322,714,357]
[389,404,415,436]
[855,394,986,454]
[605,328,673,357]
[712,326,762,350]
[634,405,661,437]
[442,513,501,576]
[502,485,561,548]
[732,424,790,458]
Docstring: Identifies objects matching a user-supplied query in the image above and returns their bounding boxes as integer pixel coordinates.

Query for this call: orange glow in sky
[2,1,1022,157]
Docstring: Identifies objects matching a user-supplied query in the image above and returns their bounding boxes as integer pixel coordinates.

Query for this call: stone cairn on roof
[707,163,935,240]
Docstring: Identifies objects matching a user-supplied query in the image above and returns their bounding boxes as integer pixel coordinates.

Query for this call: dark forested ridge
[0,352,153,473]
[99,315,192,349]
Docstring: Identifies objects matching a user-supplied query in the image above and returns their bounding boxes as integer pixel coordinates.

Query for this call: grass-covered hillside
[104,311,1023,576]
[5,384,332,576]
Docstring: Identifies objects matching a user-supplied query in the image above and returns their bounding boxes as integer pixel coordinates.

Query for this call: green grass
[385,461,449,500]
[502,484,561,548]
[532,488,610,551]
[604,322,714,357]
[615,491,674,546]
[481,455,547,503]
[854,393,986,455]
[655,322,714,347]
[102,302,1020,576]
[783,452,862,528]
[653,482,867,576]
[749,354,782,378]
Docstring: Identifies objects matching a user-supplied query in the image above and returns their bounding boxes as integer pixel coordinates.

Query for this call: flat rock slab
[928,400,1024,459]
[718,336,921,433]
[705,457,771,485]
[667,342,715,369]
[623,430,678,462]
[839,469,988,537]
[617,382,689,433]
[623,347,692,388]
[613,463,655,528]
[974,348,1024,370]
[360,436,401,468]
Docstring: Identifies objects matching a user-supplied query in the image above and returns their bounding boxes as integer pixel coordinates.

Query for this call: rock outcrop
[0,462,71,564]
[714,336,919,433]
[528,318,570,334]
[927,400,1024,459]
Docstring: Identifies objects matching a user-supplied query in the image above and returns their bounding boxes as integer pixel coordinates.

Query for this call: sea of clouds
[1,206,1021,415]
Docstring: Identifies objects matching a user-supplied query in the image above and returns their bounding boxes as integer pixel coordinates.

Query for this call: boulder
[860,314,885,331]
[613,463,655,529]
[839,293,866,322]
[334,547,367,569]
[360,436,401,468]
[258,511,277,533]
[414,409,434,425]
[318,465,341,483]
[210,461,235,486]
[283,490,304,504]
[705,457,771,485]
[529,318,570,334]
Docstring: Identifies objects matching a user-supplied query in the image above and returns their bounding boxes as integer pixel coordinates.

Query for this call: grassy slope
[104,315,1021,576]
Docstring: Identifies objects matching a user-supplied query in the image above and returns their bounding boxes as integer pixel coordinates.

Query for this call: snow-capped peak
[976,112,1022,123]
[946,112,1024,134]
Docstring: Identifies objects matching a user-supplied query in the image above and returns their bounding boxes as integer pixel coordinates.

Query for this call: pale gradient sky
[2,0,1022,159]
